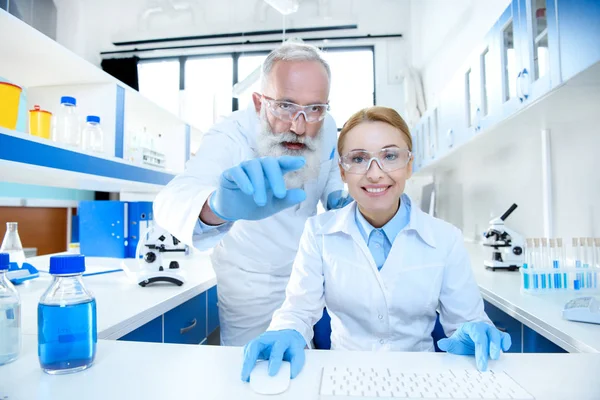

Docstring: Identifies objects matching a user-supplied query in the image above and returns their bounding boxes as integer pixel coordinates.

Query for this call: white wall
[53,0,411,113]
[409,0,511,108]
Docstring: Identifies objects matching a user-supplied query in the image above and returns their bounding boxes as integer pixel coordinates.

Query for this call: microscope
[135,223,188,287]
[482,203,524,271]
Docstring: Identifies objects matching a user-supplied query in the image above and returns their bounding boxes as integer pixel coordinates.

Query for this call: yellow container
[29,105,53,139]
[0,82,22,130]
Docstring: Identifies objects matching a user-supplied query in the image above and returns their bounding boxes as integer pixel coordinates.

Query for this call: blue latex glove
[241,329,306,382]
[209,156,307,222]
[437,321,512,371]
[326,189,353,210]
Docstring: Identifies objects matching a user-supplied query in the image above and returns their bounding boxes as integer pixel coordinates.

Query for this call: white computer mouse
[249,360,291,395]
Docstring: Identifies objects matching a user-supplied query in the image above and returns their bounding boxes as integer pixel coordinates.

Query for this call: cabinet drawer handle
[180,318,197,334]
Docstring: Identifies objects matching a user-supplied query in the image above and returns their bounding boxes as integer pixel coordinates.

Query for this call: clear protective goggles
[339,147,412,174]
[261,94,329,123]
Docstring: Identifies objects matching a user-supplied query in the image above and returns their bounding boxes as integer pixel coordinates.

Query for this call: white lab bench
[2,335,599,400]
[14,252,217,341]
[465,243,600,353]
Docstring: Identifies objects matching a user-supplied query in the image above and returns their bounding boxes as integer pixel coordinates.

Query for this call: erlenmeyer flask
[0,223,26,267]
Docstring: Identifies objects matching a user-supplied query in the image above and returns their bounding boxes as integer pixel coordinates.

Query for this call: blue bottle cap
[49,254,86,275]
[574,280,581,290]
[60,96,77,106]
[0,253,9,270]
[86,115,100,124]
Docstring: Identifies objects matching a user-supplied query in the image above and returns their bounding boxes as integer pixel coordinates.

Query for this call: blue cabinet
[118,285,219,345]
[522,325,567,353]
[164,292,207,345]
[119,315,163,343]
[207,285,219,336]
[557,0,600,82]
[484,301,522,353]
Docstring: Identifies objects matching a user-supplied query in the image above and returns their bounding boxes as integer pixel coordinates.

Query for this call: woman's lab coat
[153,103,343,346]
[269,195,492,351]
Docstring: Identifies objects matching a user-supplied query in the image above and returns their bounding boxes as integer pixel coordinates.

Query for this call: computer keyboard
[319,366,534,399]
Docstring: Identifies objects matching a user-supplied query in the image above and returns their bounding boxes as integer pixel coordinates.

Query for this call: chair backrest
[312,308,447,351]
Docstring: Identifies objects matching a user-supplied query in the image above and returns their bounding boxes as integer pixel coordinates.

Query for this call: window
[138,60,180,116]
[480,48,490,117]
[322,48,375,128]
[502,21,517,102]
[137,47,375,132]
[183,56,233,132]
[237,54,268,110]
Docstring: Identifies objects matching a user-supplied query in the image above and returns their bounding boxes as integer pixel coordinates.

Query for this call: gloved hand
[209,156,307,222]
[326,190,353,210]
[241,329,306,382]
[437,321,511,371]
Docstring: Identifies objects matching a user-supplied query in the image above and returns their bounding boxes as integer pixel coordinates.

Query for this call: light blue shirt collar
[355,196,411,245]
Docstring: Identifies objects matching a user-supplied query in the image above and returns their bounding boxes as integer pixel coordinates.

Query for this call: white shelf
[0,128,174,193]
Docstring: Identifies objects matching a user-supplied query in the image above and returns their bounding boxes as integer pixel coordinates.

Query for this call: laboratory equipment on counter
[28,105,52,139]
[521,236,599,294]
[1,222,26,267]
[318,367,533,399]
[54,96,81,147]
[0,81,22,130]
[135,223,188,287]
[38,254,97,374]
[562,296,600,324]
[0,253,21,365]
[482,204,524,271]
[81,115,104,153]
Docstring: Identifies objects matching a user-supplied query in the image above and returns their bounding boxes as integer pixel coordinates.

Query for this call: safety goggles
[339,147,412,174]
[261,94,330,123]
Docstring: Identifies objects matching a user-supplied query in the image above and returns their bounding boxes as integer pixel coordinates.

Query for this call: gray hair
[261,42,331,92]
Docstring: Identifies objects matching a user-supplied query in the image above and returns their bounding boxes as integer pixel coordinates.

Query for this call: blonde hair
[337,106,412,156]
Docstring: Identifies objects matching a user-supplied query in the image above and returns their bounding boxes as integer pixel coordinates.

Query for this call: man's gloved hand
[209,156,307,222]
[241,329,306,382]
[326,190,353,210]
[437,321,512,371]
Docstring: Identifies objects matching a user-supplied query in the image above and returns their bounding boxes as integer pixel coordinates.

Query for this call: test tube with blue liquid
[557,238,567,290]
[522,238,532,290]
[532,238,540,290]
[549,239,560,289]
[573,238,583,290]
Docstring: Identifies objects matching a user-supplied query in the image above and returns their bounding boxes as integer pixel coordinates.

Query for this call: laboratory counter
[14,252,217,340]
[2,335,599,399]
[465,242,600,353]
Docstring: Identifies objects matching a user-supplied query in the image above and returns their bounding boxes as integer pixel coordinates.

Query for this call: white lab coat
[153,104,343,346]
[269,196,492,351]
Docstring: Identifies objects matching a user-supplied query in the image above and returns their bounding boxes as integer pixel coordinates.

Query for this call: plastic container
[54,96,81,147]
[81,115,104,153]
[0,253,21,365]
[29,105,52,139]
[0,222,26,268]
[38,255,97,374]
[0,82,22,130]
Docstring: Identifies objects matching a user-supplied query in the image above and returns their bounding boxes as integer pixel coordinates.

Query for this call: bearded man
[154,42,351,346]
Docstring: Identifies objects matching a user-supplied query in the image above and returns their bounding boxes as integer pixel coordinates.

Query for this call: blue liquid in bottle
[38,300,97,373]
[38,254,97,375]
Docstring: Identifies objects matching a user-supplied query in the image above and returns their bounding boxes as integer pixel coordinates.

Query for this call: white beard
[256,108,322,189]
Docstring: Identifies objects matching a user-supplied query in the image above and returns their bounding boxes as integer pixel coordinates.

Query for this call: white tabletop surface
[14,252,216,339]
[1,336,599,400]
[466,243,600,353]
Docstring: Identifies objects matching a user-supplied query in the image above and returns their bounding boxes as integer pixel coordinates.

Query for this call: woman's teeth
[365,187,387,193]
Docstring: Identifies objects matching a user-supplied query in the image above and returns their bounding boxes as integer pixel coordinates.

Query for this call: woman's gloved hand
[326,190,353,210]
[241,329,306,382]
[209,156,307,221]
[437,321,512,371]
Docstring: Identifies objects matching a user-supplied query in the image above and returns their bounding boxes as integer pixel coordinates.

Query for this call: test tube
[541,238,549,289]
[595,238,600,269]
[586,238,596,289]
[522,238,532,290]
[557,238,567,289]
[572,238,581,290]
[533,238,540,290]
[550,239,560,289]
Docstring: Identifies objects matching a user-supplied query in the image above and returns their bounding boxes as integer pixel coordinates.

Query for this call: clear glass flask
[0,222,26,267]
[81,115,104,153]
[0,253,21,365]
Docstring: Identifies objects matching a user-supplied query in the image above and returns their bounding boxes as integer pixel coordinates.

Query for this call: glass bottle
[0,222,26,267]
[0,253,21,365]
